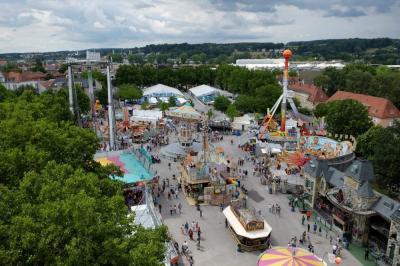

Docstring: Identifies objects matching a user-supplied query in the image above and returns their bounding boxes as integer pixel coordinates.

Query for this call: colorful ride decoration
[258,246,326,266]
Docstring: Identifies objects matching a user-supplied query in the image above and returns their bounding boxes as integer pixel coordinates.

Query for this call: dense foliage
[213,95,231,112]
[114,64,282,114]
[116,84,143,100]
[317,100,373,137]
[357,122,400,187]
[0,91,168,265]
[314,64,400,108]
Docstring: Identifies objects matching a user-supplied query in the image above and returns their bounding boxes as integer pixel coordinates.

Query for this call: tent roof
[166,103,201,120]
[189,84,217,97]
[143,84,183,97]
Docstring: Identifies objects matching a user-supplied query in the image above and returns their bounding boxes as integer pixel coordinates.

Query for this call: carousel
[258,246,327,266]
[160,103,203,159]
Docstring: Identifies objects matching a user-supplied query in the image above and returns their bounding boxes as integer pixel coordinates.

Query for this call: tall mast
[280,49,292,132]
[67,65,74,114]
[107,65,115,150]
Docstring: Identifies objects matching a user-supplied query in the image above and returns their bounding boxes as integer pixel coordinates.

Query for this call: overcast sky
[0,0,399,53]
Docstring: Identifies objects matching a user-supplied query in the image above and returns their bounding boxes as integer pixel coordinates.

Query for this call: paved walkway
[149,134,363,266]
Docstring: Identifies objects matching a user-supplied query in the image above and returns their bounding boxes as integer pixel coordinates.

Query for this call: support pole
[280,49,292,132]
[68,66,74,114]
[88,70,95,117]
[107,65,115,151]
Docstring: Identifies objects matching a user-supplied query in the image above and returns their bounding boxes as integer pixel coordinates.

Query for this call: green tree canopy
[0,90,169,265]
[357,122,400,186]
[226,104,239,120]
[117,84,143,101]
[324,99,373,137]
[213,95,230,112]
[168,96,177,107]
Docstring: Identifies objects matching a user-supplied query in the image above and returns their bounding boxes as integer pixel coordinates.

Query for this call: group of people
[268,203,281,216]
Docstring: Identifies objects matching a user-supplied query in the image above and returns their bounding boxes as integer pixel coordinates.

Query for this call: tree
[213,95,230,112]
[158,101,169,116]
[325,99,373,137]
[0,162,168,265]
[141,100,149,110]
[168,96,177,107]
[357,123,400,186]
[207,109,213,120]
[117,84,143,101]
[314,103,330,118]
[58,64,68,74]
[31,58,46,73]
[0,84,14,102]
[0,91,169,265]
[226,104,239,121]
[179,53,188,64]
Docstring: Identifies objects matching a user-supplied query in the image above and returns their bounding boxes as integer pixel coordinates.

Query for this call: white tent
[148,97,158,104]
[176,97,187,105]
[189,84,217,97]
[232,114,254,131]
[143,84,183,97]
[130,110,163,125]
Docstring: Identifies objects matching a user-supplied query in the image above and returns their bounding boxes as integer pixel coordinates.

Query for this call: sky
[0,0,399,53]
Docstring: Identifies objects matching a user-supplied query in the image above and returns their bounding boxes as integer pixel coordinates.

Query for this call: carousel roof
[258,246,326,266]
[166,103,202,120]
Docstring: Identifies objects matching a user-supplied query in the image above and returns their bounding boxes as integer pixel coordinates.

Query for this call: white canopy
[149,97,158,104]
[130,110,163,125]
[176,97,187,105]
[143,84,183,97]
[223,206,272,239]
[189,84,217,97]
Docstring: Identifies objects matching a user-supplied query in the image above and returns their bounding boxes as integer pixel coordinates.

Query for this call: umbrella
[258,247,326,266]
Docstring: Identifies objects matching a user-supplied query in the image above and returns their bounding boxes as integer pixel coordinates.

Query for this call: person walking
[185,222,189,234]
[188,228,194,240]
[307,223,310,233]
[170,205,173,215]
[199,208,203,218]
[302,215,306,225]
[158,204,162,214]
[178,202,182,214]
[318,226,322,236]
[364,248,369,260]
[182,240,188,255]
[313,222,317,234]
[168,162,171,170]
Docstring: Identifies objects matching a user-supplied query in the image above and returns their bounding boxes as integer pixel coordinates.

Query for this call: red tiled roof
[288,82,328,104]
[5,71,46,82]
[327,91,400,119]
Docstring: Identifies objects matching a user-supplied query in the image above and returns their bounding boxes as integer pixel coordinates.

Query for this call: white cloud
[0,0,398,52]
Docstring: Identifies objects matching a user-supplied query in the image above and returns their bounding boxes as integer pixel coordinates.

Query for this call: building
[235,59,345,70]
[328,91,400,127]
[86,51,101,61]
[189,84,218,104]
[143,84,186,105]
[288,82,328,110]
[303,157,400,265]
